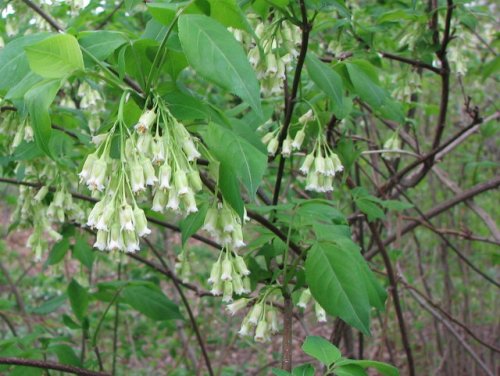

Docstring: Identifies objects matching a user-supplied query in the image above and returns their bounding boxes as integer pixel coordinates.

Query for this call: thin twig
[144,238,214,376]
[0,357,110,376]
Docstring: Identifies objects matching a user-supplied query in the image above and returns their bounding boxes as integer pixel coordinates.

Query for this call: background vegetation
[0,0,498,375]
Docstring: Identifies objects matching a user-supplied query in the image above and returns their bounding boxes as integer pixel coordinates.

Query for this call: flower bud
[203,207,218,234]
[297,288,311,309]
[208,258,221,284]
[119,204,135,231]
[234,255,250,276]
[331,153,344,172]
[314,155,326,175]
[188,170,203,192]
[221,256,233,281]
[261,131,275,145]
[174,170,189,195]
[136,133,152,154]
[292,128,305,150]
[79,153,98,182]
[238,318,252,336]
[152,189,167,212]
[305,172,319,191]
[135,109,156,134]
[281,136,292,157]
[91,133,107,146]
[315,301,327,322]
[123,230,140,253]
[130,163,146,193]
[226,298,250,315]
[232,271,245,295]
[298,109,314,125]
[268,308,279,334]
[182,139,201,162]
[33,186,49,202]
[232,225,246,248]
[254,320,268,342]
[267,137,279,156]
[94,230,107,251]
[143,159,158,186]
[133,206,151,237]
[248,302,263,325]
[107,223,123,251]
[151,138,165,165]
[222,281,234,303]
[210,279,223,296]
[300,153,314,174]
[96,201,114,231]
[182,190,198,214]
[159,163,172,189]
[242,277,251,293]
[166,188,180,211]
[87,200,105,228]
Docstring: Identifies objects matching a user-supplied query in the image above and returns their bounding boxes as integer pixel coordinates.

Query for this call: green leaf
[25,34,84,79]
[355,199,385,222]
[379,200,413,211]
[24,79,62,157]
[306,54,345,118]
[292,364,315,376]
[79,31,128,61]
[346,62,385,109]
[272,369,292,376]
[334,365,367,376]
[49,344,81,367]
[218,162,245,217]
[335,360,399,376]
[163,91,210,121]
[67,279,89,322]
[72,237,95,270]
[180,202,209,245]
[302,336,341,366]
[0,33,49,94]
[178,14,262,116]
[46,238,70,265]
[121,284,182,321]
[204,122,267,201]
[306,242,371,335]
[208,0,249,30]
[29,294,67,315]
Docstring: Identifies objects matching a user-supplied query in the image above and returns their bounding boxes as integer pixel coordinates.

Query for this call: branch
[380,175,500,247]
[379,51,441,74]
[400,275,495,376]
[21,0,64,31]
[272,1,312,205]
[144,238,214,376]
[346,178,416,376]
[399,276,500,353]
[0,357,110,376]
[0,177,219,250]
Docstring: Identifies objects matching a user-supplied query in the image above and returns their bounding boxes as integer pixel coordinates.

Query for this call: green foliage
[178,14,262,115]
[25,34,84,79]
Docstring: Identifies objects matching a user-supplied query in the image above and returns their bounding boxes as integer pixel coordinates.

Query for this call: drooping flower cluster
[261,109,311,157]
[202,201,246,249]
[300,146,343,193]
[77,81,105,134]
[245,18,301,96]
[0,112,34,152]
[236,292,281,342]
[208,247,251,302]
[296,288,327,323]
[88,192,151,253]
